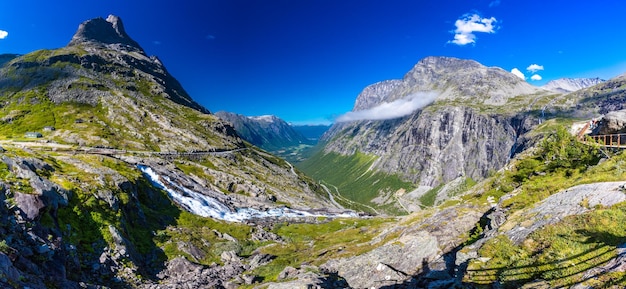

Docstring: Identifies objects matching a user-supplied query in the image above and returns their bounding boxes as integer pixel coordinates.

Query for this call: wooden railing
[580,133,626,148]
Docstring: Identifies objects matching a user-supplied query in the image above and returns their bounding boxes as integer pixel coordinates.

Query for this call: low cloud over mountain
[336,92,438,122]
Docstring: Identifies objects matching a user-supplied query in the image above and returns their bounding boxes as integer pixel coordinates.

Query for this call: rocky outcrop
[1,157,69,221]
[324,230,440,288]
[140,256,246,289]
[68,15,143,51]
[504,182,626,244]
[594,109,626,135]
[321,205,483,288]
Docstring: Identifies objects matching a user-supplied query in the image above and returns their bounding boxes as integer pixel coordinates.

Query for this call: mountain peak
[541,77,605,93]
[68,15,143,51]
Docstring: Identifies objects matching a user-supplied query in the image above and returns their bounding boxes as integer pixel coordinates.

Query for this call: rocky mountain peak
[541,77,605,93]
[411,56,483,72]
[68,15,143,51]
[353,56,541,111]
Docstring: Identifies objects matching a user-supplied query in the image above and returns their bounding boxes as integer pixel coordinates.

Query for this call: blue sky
[1,1,626,124]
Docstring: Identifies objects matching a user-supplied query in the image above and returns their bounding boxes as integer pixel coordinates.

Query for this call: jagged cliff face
[215,111,311,151]
[310,57,543,210]
[324,107,531,187]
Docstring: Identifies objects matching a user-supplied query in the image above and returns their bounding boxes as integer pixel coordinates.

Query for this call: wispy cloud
[448,14,498,46]
[0,30,8,39]
[511,68,525,80]
[526,64,544,73]
[336,92,438,122]
[530,74,542,81]
[206,34,216,40]
[153,40,162,45]
[489,0,501,7]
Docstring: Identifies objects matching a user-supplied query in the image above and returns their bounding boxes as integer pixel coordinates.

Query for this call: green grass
[250,217,396,282]
[298,151,414,214]
[466,205,626,288]
[419,185,442,207]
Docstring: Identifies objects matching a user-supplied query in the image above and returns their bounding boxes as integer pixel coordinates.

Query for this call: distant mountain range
[541,77,605,93]
[215,111,315,152]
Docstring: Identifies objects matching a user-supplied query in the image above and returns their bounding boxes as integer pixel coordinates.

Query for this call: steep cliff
[302,57,545,213]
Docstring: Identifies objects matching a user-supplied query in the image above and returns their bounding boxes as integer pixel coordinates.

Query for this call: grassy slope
[459,124,626,288]
[297,150,414,215]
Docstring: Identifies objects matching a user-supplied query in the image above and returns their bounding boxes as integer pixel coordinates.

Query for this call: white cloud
[511,68,525,80]
[449,14,498,46]
[489,0,501,7]
[336,92,438,122]
[530,74,542,81]
[526,64,544,73]
[206,34,216,40]
[0,30,7,39]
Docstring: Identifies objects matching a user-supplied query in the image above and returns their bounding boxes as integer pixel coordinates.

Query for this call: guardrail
[579,133,626,148]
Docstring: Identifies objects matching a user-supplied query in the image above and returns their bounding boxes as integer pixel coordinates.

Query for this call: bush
[540,126,600,172]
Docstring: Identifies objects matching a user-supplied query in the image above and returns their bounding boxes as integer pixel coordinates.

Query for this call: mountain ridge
[541,77,605,93]
[215,111,312,152]
[353,56,543,111]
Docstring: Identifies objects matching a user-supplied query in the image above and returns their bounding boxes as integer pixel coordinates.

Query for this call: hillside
[0,15,351,288]
[215,112,311,150]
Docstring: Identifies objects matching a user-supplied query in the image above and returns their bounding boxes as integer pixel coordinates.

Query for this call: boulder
[596,109,626,134]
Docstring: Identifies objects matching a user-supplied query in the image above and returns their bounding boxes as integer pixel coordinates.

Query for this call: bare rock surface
[322,230,440,288]
[506,182,626,244]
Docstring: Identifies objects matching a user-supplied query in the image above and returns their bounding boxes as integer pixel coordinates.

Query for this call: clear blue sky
[1,1,626,124]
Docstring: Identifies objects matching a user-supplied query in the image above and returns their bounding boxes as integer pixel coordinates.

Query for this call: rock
[0,252,22,283]
[248,253,275,270]
[220,233,238,243]
[220,250,240,264]
[277,266,298,280]
[596,109,626,134]
[251,226,284,242]
[263,267,348,289]
[323,230,440,288]
[176,241,206,262]
[68,15,143,50]
[13,192,45,221]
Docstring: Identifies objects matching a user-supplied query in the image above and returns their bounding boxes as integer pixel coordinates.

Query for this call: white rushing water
[138,165,358,222]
